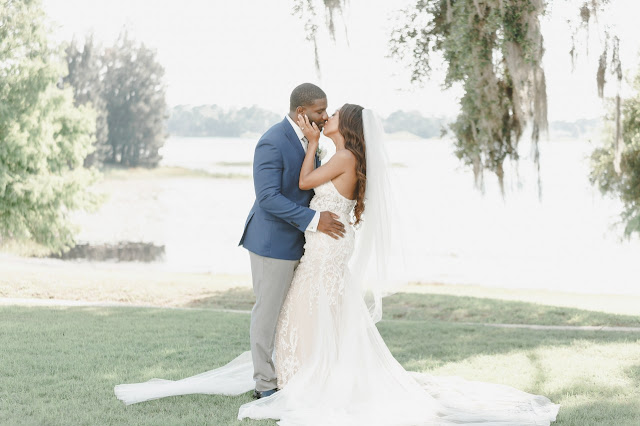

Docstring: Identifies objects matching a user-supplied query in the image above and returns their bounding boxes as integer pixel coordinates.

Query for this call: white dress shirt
[285,114,320,232]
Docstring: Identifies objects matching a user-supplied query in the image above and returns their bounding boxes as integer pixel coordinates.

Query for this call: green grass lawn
[188,287,640,327]
[382,293,640,327]
[1,303,639,425]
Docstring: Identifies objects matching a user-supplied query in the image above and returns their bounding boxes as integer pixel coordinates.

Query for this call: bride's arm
[300,150,354,190]
[297,114,353,190]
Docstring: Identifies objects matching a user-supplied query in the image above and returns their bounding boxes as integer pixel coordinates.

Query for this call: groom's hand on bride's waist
[318,211,345,239]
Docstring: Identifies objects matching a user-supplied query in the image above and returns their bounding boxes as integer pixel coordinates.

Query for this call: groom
[239,83,345,399]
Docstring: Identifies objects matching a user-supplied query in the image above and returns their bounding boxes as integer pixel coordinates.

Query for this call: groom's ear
[295,106,306,116]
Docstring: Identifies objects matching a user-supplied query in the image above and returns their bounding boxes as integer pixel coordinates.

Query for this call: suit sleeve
[253,139,315,232]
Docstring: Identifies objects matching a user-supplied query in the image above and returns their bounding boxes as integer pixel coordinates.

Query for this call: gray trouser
[248,251,299,391]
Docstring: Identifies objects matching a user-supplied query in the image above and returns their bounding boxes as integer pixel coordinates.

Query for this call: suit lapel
[281,117,321,168]
[282,118,305,159]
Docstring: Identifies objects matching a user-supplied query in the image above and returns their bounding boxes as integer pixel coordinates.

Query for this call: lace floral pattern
[275,181,356,388]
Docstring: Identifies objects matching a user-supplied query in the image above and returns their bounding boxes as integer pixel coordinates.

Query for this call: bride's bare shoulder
[331,150,358,177]
[332,149,357,165]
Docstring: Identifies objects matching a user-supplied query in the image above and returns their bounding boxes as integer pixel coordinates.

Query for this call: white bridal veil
[350,108,407,323]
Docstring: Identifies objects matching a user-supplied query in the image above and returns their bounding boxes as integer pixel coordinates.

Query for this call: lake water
[72,136,640,295]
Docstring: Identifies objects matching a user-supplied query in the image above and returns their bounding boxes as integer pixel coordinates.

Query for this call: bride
[115,105,560,425]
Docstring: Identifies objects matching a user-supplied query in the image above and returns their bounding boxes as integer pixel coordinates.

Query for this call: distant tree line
[167,105,599,141]
[383,110,446,138]
[64,31,167,167]
[549,119,601,139]
[167,105,281,137]
[168,106,449,138]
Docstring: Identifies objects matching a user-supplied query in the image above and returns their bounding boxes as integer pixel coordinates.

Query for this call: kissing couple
[115,83,559,425]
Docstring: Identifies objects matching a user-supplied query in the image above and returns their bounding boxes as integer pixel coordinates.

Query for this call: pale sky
[43,0,640,120]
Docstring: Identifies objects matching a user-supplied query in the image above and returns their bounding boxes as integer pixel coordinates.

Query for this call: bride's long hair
[338,103,366,225]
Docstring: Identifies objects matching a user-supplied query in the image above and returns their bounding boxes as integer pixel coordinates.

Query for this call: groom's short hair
[290,83,326,111]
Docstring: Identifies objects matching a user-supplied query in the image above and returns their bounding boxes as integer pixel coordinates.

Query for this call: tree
[590,67,640,238]
[64,31,168,168]
[0,0,100,253]
[294,1,640,235]
[102,31,167,167]
[64,35,110,167]
[293,0,621,194]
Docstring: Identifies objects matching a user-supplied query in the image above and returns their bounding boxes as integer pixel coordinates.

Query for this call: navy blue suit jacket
[239,117,320,260]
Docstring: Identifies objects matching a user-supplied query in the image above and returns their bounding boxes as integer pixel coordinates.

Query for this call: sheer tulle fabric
[114,181,559,425]
[351,109,407,323]
[113,351,254,405]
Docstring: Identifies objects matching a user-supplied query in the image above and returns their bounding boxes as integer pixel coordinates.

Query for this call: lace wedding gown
[115,181,560,425]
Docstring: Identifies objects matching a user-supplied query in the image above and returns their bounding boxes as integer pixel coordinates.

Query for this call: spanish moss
[295,0,623,194]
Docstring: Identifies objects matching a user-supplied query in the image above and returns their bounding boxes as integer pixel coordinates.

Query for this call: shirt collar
[285,114,305,141]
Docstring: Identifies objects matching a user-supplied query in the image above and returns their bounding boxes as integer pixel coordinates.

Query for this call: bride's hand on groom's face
[297,114,321,145]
